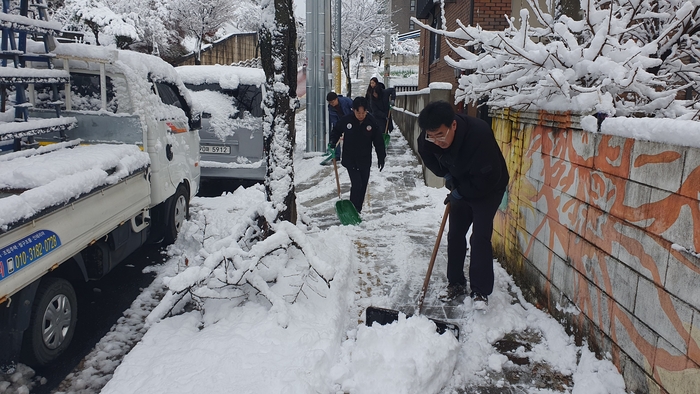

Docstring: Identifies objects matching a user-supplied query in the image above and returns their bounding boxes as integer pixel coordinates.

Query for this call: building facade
[391,0,418,34]
[415,0,511,115]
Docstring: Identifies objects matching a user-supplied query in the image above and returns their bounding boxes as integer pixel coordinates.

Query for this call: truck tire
[21,278,77,366]
[164,184,189,244]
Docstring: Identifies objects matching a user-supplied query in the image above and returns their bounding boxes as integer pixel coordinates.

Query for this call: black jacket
[330,112,386,170]
[418,114,508,200]
[369,87,396,121]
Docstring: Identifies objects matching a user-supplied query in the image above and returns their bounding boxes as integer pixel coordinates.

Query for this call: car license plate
[200,145,230,154]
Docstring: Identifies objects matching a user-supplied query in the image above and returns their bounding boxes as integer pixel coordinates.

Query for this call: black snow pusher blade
[365,306,460,339]
[364,203,460,339]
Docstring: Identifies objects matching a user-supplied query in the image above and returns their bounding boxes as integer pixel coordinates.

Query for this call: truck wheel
[21,278,77,366]
[164,184,189,244]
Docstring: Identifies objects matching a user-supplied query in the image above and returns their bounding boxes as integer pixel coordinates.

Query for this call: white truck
[0,13,200,372]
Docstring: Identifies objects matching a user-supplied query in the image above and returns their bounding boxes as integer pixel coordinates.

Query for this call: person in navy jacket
[329,96,386,213]
[417,101,509,307]
[326,92,353,160]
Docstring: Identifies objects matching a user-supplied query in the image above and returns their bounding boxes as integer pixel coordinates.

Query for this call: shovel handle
[384,108,392,134]
[418,202,450,314]
[332,157,342,199]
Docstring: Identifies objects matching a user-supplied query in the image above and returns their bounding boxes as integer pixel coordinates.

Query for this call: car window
[185,82,263,118]
[237,84,263,117]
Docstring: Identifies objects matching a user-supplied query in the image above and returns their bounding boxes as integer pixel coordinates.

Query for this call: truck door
[153,82,200,191]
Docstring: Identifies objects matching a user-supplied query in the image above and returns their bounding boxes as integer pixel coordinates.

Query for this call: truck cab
[1,39,200,372]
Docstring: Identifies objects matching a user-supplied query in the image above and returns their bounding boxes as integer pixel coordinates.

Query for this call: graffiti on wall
[492,111,700,392]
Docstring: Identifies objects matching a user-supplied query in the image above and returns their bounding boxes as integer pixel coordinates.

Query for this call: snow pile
[101,185,356,394]
[331,314,459,394]
[0,143,149,228]
[176,65,265,88]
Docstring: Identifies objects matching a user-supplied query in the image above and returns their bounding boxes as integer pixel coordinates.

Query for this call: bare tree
[259,0,298,229]
[170,0,235,65]
[334,0,390,96]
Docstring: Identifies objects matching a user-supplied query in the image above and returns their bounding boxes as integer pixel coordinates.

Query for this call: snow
[176,65,266,89]
[0,117,76,138]
[6,59,682,394]
[7,103,691,394]
[581,115,700,150]
[0,68,68,80]
[0,12,62,33]
[429,82,453,90]
[0,109,619,394]
[0,143,149,229]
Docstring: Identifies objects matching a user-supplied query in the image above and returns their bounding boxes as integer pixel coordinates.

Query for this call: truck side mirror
[190,112,202,130]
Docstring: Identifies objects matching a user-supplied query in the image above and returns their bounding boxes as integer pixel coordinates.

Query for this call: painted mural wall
[490,109,700,394]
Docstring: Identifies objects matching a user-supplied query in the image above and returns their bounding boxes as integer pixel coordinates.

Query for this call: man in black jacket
[329,97,386,213]
[417,101,508,308]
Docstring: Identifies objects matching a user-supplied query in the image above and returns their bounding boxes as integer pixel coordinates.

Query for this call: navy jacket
[330,112,386,170]
[418,114,508,200]
[327,95,353,129]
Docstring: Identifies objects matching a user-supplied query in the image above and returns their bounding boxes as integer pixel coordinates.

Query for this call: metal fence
[394,85,418,93]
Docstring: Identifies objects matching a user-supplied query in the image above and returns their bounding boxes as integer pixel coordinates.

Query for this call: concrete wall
[490,109,700,394]
[393,85,452,188]
[392,95,700,392]
[371,53,419,66]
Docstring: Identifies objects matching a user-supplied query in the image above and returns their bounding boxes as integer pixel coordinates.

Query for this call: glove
[378,157,385,172]
[444,194,450,205]
[444,173,455,191]
[389,99,395,107]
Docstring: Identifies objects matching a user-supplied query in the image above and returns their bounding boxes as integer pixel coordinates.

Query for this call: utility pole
[383,0,391,87]
[306,0,332,152]
[333,0,342,93]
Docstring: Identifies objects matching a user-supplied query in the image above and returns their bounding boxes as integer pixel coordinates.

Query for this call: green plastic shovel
[333,158,362,225]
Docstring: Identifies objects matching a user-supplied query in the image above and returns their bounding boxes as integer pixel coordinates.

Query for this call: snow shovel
[382,108,392,148]
[333,157,362,225]
[320,140,341,166]
[365,203,460,339]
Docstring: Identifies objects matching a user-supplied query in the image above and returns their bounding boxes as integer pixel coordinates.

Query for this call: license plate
[200,145,230,154]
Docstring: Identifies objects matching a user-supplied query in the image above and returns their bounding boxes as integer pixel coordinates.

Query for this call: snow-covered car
[176,65,266,182]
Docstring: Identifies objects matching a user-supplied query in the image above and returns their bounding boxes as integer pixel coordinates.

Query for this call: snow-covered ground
[1,110,627,394]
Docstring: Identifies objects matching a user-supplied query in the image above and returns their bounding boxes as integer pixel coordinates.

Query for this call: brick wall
[417,0,511,98]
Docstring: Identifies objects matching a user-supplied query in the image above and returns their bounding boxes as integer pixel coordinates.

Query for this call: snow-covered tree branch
[415,0,700,119]
[149,201,335,329]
